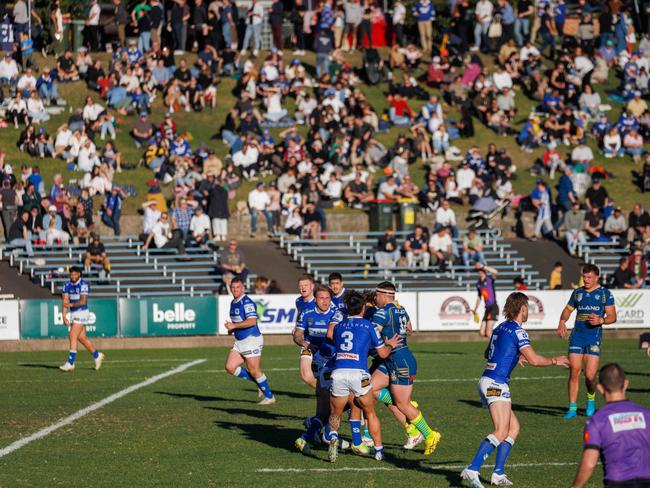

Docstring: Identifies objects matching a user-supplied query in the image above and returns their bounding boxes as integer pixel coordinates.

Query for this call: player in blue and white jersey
[224,277,275,405]
[328,272,348,315]
[293,274,317,387]
[324,291,401,462]
[461,292,569,488]
[293,285,345,455]
[371,281,441,455]
[557,264,616,419]
[59,266,105,372]
[295,273,316,317]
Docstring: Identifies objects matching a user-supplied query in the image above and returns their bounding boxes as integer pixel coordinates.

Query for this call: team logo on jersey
[576,292,583,302]
[594,294,600,301]
[438,296,472,321]
[609,412,646,432]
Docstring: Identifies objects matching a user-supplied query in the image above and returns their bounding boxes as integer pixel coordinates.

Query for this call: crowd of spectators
[0,0,648,287]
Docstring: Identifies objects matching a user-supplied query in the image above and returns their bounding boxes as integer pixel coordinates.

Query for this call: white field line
[0,359,206,459]
[256,461,578,473]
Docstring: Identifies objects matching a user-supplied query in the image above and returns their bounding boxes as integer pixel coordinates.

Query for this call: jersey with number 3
[332,317,384,371]
[372,303,409,355]
[63,279,89,311]
[483,320,531,384]
[230,294,261,340]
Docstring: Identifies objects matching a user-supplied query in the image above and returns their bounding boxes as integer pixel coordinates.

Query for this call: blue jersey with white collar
[331,289,348,315]
[63,279,89,311]
[483,320,531,384]
[229,295,261,340]
[332,317,384,371]
[567,286,614,345]
[295,296,316,317]
[296,304,343,349]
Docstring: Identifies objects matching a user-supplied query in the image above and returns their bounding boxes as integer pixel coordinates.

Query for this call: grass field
[1,338,649,487]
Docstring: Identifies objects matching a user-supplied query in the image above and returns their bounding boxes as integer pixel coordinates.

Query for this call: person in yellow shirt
[549,261,563,289]
[627,91,648,118]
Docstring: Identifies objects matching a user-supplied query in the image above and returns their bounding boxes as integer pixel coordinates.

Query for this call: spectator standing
[269,0,284,51]
[531,179,552,240]
[102,186,126,236]
[248,182,273,238]
[412,0,435,55]
[113,0,129,48]
[208,178,229,242]
[242,0,265,56]
[85,0,101,52]
[571,364,650,488]
[473,0,494,52]
[393,0,406,47]
[315,30,333,79]
[0,179,18,241]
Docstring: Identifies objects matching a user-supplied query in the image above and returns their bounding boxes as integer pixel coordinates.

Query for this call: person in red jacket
[388,93,413,125]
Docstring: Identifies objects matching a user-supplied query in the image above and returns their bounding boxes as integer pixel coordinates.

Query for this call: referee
[571,363,650,488]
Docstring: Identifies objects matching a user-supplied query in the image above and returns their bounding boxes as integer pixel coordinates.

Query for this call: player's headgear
[328,272,343,282]
[599,363,626,393]
[69,266,82,276]
[375,281,396,296]
[344,290,365,316]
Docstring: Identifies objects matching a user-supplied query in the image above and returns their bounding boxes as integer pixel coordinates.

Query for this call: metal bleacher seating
[279,229,546,292]
[576,239,649,286]
[1,236,255,298]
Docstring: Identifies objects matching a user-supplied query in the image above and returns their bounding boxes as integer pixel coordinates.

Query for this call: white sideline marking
[184,367,299,374]
[416,375,565,383]
[0,359,206,459]
[257,462,577,473]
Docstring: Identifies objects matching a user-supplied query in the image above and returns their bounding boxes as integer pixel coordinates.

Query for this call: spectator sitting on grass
[56,49,79,82]
[131,111,154,147]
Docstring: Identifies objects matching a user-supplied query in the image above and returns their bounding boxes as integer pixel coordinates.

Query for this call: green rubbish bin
[71,20,85,52]
[369,201,395,232]
[397,199,418,232]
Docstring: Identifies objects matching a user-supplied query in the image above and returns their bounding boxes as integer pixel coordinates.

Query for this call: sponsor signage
[120,296,217,336]
[611,291,647,328]
[20,299,119,339]
[0,300,20,340]
[418,291,485,331]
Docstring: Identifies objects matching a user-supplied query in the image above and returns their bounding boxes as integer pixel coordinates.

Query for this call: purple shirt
[584,400,650,483]
[477,274,497,307]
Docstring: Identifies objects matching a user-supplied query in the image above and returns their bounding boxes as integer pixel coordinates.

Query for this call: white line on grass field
[0,359,206,459]
[256,462,577,473]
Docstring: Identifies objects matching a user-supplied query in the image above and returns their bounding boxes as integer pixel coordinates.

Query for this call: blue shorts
[386,350,417,386]
[568,342,601,356]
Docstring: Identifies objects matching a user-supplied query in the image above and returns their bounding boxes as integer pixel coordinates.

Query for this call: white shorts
[478,376,511,407]
[233,334,264,358]
[69,309,90,325]
[330,368,372,398]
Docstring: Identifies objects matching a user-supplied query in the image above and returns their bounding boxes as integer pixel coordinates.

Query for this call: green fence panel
[119,296,217,337]
[20,299,119,339]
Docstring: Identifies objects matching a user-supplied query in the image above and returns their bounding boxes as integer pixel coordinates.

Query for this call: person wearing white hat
[43,205,70,246]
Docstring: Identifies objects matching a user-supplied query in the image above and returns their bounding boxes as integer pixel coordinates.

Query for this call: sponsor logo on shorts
[486,387,502,397]
[336,353,359,361]
[609,412,646,432]
[590,344,600,353]
[486,362,497,370]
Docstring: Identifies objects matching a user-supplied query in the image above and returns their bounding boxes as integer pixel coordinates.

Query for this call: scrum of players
[291,273,441,462]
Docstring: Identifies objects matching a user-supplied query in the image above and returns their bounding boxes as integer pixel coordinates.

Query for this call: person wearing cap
[84,232,111,276]
[43,205,70,246]
[0,53,19,87]
[627,90,648,118]
[101,186,126,236]
[571,363,650,488]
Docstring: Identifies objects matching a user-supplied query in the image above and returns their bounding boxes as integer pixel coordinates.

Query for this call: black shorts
[483,304,499,322]
[605,478,650,488]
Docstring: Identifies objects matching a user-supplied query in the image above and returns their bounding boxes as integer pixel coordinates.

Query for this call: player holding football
[371,281,441,455]
[473,263,499,338]
[325,291,401,462]
[556,264,616,419]
[294,274,317,387]
[461,292,569,488]
[224,277,276,405]
[59,266,105,372]
[293,285,344,453]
